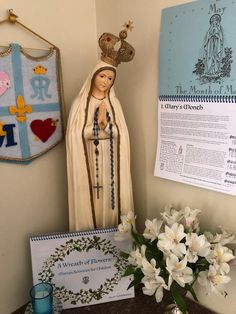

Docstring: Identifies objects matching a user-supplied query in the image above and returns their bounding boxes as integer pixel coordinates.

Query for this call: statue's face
[92,69,115,97]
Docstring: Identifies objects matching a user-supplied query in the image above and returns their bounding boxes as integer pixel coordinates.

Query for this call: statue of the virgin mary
[66,22,135,231]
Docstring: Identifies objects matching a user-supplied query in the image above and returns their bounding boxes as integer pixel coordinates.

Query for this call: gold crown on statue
[99,21,135,67]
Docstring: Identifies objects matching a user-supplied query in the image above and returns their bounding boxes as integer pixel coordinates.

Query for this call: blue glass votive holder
[30,282,53,314]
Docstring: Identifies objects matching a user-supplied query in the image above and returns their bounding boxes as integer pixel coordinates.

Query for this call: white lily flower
[158,223,187,258]
[198,265,231,295]
[118,206,235,304]
[166,254,193,288]
[204,227,235,246]
[128,245,146,268]
[204,231,214,243]
[161,204,183,226]
[117,211,136,233]
[142,266,167,302]
[114,230,132,241]
[180,206,201,232]
[141,258,158,277]
[185,233,211,263]
[214,227,235,246]
[142,278,164,302]
[207,244,235,274]
[143,218,163,241]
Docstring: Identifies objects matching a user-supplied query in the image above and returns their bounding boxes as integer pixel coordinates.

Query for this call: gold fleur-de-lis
[9,95,32,123]
[0,121,6,136]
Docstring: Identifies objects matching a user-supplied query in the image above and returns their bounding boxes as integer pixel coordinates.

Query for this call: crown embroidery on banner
[33,65,47,75]
[99,20,135,67]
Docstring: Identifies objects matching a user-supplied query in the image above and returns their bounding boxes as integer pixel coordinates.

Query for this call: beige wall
[1,0,236,313]
[96,1,236,314]
[0,1,97,313]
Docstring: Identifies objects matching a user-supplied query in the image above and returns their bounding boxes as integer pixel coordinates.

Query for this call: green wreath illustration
[38,235,128,305]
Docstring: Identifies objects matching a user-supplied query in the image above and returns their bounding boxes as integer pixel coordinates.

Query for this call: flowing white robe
[204,23,223,75]
[66,61,133,231]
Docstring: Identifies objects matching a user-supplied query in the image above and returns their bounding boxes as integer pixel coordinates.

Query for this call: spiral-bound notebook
[154,0,236,197]
[30,227,134,309]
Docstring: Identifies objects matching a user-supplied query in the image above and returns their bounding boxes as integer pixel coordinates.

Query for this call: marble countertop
[13,288,217,314]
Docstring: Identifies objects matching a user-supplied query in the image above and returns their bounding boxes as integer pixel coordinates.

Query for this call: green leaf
[145,245,164,266]
[120,251,130,259]
[145,246,155,260]
[127,279,136,289]
[171,288,187,314]
[195,258,210,269]
[136,234,146,245]
[185,284,198,302]
[124,265,136,276]
[130,269,144,287]
[127,272,143,289]
[131,229,140,244]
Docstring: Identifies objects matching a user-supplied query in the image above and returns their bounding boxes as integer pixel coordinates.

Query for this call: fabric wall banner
[155,0,236,196]
[0,43,64,162]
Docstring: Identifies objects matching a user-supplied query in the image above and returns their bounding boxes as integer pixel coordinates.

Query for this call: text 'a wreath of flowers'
[30,228,134,309]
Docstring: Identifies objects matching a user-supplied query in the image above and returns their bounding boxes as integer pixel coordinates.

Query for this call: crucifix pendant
[93,182,103,199]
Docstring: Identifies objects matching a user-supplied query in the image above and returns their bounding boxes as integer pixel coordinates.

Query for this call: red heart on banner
[30,118,57,143]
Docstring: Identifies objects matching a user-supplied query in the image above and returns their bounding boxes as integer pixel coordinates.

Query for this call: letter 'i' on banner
[0,10,65,163]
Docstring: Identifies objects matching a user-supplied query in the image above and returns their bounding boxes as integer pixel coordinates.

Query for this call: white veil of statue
[66,23,135,231]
